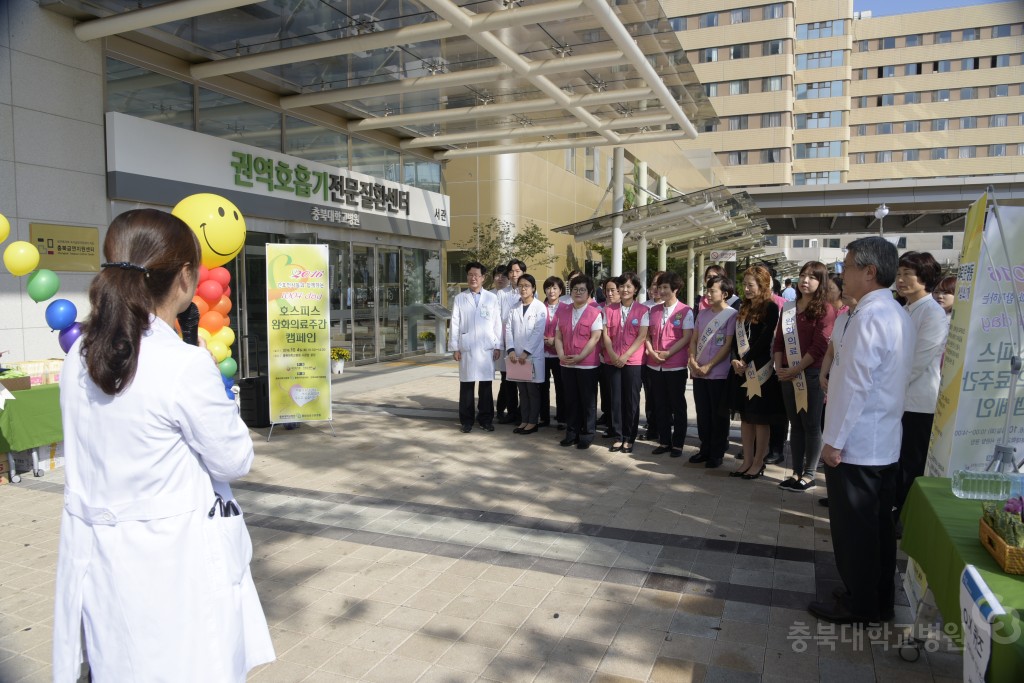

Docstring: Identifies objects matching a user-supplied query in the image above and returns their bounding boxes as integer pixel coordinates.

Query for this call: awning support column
[637,232,648,302]
[611,147,624,277]
[686,242,695,308]
[657,240,667,272]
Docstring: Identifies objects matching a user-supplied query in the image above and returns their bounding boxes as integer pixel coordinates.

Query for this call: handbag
[506,357,535,381]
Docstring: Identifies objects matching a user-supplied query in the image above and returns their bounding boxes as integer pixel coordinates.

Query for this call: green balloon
[218,356,237,378]
[26,269,61,303]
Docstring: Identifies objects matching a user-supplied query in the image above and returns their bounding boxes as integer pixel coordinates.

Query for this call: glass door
[351,245,378,362]
[378,246,403,359]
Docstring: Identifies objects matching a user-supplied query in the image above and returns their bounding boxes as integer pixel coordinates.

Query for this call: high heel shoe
[741,464,767,480]
[729,466,752,478]
[519,425,539,435]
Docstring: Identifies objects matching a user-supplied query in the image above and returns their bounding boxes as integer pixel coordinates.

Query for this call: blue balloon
[45,299,78,331]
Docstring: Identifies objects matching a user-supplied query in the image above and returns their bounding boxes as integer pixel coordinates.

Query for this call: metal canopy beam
[75,0,253,42]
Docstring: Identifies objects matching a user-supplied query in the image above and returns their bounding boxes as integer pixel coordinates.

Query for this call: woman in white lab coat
[504,274,547,434]
[54,209,274,682]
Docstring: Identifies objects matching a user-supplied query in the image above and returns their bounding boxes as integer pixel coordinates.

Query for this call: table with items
[0,384,63,482]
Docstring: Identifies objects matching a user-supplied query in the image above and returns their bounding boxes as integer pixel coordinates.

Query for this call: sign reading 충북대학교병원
[29,223,100,273]
[265,243,332,425]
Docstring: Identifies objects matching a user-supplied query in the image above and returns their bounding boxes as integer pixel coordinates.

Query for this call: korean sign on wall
[265,244,332,424]
[927,197,1024,476]
[29,223,100,272]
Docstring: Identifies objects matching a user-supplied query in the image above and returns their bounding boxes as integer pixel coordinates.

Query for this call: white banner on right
[926,198,1024,477]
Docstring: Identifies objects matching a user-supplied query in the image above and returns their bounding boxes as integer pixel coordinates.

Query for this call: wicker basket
[979,518,1024,575]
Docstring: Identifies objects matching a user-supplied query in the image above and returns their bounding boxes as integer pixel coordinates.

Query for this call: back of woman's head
[82,209,201,395]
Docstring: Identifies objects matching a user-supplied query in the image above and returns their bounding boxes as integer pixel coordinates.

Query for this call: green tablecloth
[0,384,62,452]
[901,476,1024,682]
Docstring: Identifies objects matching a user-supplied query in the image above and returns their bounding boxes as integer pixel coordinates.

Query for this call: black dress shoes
[652,445,672,455]
[559,437,577,447]
[520,426,539,435]
[576,441,591,450]
[497,415,517,425]
[669,449,683,458]
[460,425,472,433]
[764,452,784,465]
[479,422,495,432]
[705,458,723,469]
[688,452,708,464]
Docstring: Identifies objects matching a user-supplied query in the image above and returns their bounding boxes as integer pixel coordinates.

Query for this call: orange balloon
[212,294,232,316]
[199,310,225,334]
[224,316,231,328]
[192,296,210,316]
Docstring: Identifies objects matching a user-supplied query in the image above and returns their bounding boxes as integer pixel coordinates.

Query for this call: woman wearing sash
[505,274,548,435]
[540,276,566,428]
[602,272,650,453]
[729,266,785,479]
[773,261,836,490]
[555,274,604,449]
[689,275,738,468]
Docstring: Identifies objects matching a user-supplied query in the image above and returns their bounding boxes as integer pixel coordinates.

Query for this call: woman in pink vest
[644,272,695,458]
[555,274,604,449]
[602,272,650,454]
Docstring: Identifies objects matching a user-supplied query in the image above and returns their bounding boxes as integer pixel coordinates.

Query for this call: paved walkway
[0,359,962,682]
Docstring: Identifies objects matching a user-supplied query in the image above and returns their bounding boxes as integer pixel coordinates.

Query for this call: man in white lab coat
[809,236,915,625]
[451,261,502,432]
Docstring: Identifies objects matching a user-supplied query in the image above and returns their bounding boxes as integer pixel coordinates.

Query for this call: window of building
[792,239,812,248]
[584,147,600,183]
[991,114,1008,127]
[933,118,948,131]
[854,153,866,164]
[992,24,1013,38]
[904,92,920,104]
[876,122,892,134]
[855,124,867,135]
[729,80,749,95]
[880,65,896,78]
[904,120,920,133]
[763,76,784,92]
[857,67,870,80]
[762,112,783,127]
[352,136,400,181]
[876,151,892,163]
[994,55,1011,67]
[936,89,950,102]
[701,121,717,133]
[796,80,843,99]
[858,40,870,52]
[795,172,840,186]
[904,149,920,161]
[565,148,577,174]
[962,57,979,71]
[960,87,976,100]
[796,111,842,129]
[700,48,718,63]
[728,115,748,131]
[796,20,845,40]
[990,144,1007,157]
[936,31,952,44]
[879,36,895,49]
[896,237,908,248]
[936,60,951,73]
[765,4,785,20]
[797,50,845,69]
[668,16,685,31]
[731,44,750,59]
[856,96,869,108]
[728,151,748,165]
[960,116,977,130]
[942,235,954,249]
[699,13,718,28]
[106,58,195,132]
[959,146,976,159]
[905,63,921,76]
[704,82,718,97]
[795,140,842,159]
[878,94,895,106]
[761,149,783,163]
[962,28,979,41]
[992,84,1009,97]
[764,40,784,56]
[731,8,750,24]
[764,235,779,247]
[822,238,840,248]
[199,88,282,152]
[905,35,922,47]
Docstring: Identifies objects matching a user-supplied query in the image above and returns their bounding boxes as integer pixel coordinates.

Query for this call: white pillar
[698,251,706,288]
[637,232,648,302]
[657,175,668,203]
[637,161,649,207]
[686,242,695,308]
[611,147,624,277]
[658,240,668,271]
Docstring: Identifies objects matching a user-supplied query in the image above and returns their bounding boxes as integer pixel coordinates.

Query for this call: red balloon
[196,280,223,306]
[192,296,210,316]
[199,311,225,334]
[223,286,231,298]
[198,265,210,283]
[212,294,232,316]
[208,267,231,289]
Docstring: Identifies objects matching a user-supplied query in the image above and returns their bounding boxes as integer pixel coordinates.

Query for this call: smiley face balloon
[171,193,246,268]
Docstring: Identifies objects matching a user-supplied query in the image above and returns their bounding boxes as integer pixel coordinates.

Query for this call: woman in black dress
[729,265,785,479]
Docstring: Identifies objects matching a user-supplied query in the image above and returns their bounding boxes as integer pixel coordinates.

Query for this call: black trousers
[600,364,620,437]
[605,364,643,442]
[541,356,564,424]
[824,461,898,621]
[562,366,599,445]
[895,411,935,513]
[769,416,788,454]
[642,365,657,434]
[651,369,688,448]
[496,371,520,420]
[693,377,730,461]
[517,381,540,424]
[459,381,494,428]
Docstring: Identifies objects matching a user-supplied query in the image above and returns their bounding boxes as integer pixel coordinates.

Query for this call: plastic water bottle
[951,465,1013,500]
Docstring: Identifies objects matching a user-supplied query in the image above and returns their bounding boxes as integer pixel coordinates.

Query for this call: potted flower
[417,331,436,352]
[330,347,351,374]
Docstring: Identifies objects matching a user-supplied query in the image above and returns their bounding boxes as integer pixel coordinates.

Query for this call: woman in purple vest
[555,274,604,449]
[602,272,650,454]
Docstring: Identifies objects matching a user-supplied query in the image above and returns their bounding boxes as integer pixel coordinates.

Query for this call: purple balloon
[58,322,83,354]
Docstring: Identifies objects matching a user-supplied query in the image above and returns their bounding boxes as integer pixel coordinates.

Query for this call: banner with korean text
[266,244,332,424]
[927,198,1024,476]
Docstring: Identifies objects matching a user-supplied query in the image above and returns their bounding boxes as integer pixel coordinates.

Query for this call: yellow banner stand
[265,243,336,440]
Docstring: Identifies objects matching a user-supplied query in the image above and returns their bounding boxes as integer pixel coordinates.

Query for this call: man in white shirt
[451,262,502,432]
[781,278,797,302]
[809,236,915,625]
[893,252,949,521]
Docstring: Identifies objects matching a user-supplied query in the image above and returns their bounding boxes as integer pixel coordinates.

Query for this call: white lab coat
[449,289,502,382]
[493,286,518,372]
[504,298,547,383]
[54,317,274,682]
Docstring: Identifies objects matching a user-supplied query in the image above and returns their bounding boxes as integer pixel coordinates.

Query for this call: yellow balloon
[3,241,40,277]
[207,340,229,363]
[198,328,212,344]
[171,194,246,269]
[213,326,235,348]
[0,213,9,243]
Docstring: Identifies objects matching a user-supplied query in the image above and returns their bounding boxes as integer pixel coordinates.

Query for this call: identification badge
[673,319,681,327]
[715,332,724,346]
[632,319,639,325]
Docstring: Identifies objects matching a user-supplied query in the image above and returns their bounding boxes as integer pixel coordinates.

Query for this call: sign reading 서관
[266,244,332,424]
[927,197,1024,476]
